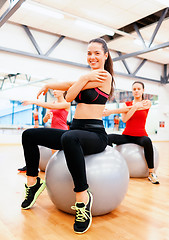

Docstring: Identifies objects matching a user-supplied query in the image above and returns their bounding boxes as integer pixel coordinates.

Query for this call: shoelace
[150,173,158,178]
[25,186,31,200]
[71,205,90,222]
[149,173,159,182]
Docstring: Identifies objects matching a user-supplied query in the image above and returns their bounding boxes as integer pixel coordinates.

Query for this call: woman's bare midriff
[74,103,105,119]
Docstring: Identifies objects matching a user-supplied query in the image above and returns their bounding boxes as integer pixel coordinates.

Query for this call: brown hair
[88,38,114,100]
[132,81,145,100]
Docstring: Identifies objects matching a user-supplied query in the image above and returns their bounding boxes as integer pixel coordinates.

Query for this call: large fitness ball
[45,146,129,216]
[114,143,159,177]
[39,146,53,172]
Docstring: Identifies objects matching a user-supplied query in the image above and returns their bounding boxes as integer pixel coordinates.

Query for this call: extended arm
[37,81,74,99]
[22,100,70,110]
[103,105,132,116]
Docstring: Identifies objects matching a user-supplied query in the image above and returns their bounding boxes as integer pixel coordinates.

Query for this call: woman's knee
[61,131,79,146]
[22,129,34,143]
[141,136,152,147]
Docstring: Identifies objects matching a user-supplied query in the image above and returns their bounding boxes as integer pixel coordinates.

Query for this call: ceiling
[0,0,168,94]
[1,0,167,65]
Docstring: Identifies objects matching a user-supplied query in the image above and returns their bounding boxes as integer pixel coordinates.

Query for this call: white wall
[0,22,169,140]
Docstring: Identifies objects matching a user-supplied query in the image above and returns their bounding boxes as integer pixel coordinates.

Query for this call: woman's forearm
[29,100,69,110]
[103,106,131,117]
[122,105,138,122]
[29,100,50,109]
[65,75,88,102]
[111,106,131,114]
[37,81,74,99]
[65,70,107,102]
[46,81,73,91]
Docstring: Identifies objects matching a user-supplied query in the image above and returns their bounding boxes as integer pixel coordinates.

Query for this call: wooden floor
[0,141,169,240]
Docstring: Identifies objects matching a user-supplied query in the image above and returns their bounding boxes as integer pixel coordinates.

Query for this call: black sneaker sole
[18,170,27,173]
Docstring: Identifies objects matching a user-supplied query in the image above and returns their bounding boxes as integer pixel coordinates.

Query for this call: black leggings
[22,119,108,192]
[108,134,154,169]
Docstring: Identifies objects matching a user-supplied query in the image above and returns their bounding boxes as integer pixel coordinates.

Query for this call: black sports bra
[75,88,109,105]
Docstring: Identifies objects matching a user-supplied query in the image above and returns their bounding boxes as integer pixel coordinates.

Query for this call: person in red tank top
[113,115,120,131]
[22,90,70,129]
[18,90,70,171]
[105,81,159,184]
[33,107,39,128]
[43,90,70,130]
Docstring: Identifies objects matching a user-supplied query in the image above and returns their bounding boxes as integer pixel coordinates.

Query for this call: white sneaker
[148,173,160,184]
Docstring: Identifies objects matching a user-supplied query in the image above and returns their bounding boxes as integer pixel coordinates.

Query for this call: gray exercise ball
[39,146,53,172]
[45,146,129,216]
[114,143,159,178]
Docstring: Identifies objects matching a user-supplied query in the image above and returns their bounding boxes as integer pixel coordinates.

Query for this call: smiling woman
[21,37,115,234]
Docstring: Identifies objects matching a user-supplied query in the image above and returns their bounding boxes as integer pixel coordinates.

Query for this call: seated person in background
[113,115,120,131]
[104,81,159,184]
[18,90,70,172]
[33,107,39,128]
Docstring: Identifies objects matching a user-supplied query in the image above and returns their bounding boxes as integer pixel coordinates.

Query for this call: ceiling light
[75,19,114,36]
[22,1,64,19]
